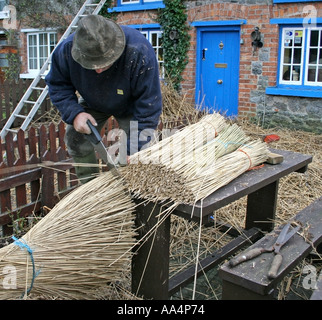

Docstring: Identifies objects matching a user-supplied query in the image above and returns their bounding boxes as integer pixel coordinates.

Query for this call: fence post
[39,124,56,210]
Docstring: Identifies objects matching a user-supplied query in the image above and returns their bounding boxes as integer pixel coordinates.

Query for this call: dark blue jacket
[45,26,162,154]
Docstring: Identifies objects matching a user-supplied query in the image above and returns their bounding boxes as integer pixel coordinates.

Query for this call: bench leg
[245,180,279,232]
[132,201,170,299]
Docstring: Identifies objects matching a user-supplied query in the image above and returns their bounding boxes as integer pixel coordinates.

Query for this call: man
[45,15,162,183]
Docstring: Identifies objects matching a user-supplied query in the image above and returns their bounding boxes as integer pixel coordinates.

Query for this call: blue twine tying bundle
[12,236,41,297]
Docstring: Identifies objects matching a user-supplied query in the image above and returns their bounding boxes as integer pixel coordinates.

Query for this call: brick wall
[115,1,322,132]
[19,32,27,74]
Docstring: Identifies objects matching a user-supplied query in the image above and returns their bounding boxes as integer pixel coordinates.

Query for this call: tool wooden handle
[266,152,284,165]
[268,253,283,279]
[229,247,263,267]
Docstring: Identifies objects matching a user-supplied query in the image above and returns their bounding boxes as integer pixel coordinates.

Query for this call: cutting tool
[85,120,122,179]
[229,223,300,279]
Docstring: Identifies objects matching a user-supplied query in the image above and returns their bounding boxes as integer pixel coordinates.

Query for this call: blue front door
[195,26,241,117]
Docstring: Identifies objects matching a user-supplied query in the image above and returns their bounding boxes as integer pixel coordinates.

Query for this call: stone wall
[258,96,322,134]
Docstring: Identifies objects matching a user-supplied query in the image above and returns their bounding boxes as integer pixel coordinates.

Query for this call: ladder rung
[6,128,18,133]
[32,87,45,90]
[85,4,98,6]
[14,114,27,119]
[79,14,87,17]
[24,100,36,104]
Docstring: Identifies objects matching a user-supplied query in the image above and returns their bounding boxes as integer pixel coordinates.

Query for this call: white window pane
[310,30,319,47]
[305,28,322,85]
[282,65,291,81]
[49,33,57,52]
[29,34,37,46]
[27,32,57,72]
[280,28,304,84]
[283,48,291,63]
[39,33,47,45]
[307,66,316,82]
[291,67,300,81]
[318,66,322,82]
[293,48,302,64]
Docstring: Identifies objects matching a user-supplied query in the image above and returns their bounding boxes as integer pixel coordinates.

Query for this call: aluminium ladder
[0,0,107,140]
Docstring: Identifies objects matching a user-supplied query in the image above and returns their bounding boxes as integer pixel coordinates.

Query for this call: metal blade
[275,223,291,245]
[93,140,131,198]
[85,120,122,179]
[280,225,301,246]
[93,140,122,179]
[274,223,300,253]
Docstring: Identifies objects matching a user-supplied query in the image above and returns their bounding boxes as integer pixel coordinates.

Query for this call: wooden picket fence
[0,121,78,236]
[0,79,52,129]
[0,116,123,237]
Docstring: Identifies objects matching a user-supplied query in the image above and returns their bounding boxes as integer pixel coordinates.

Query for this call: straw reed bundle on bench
[123,113,269,204]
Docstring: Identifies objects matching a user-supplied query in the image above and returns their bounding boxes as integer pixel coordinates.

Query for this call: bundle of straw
[130,113,228,165]
[0,173,136,300]
[124,113,228,203]
[123,113,269,204]
[184,140,268,201]
[160,82,201,126]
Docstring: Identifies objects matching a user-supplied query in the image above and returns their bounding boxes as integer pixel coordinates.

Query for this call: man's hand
[73,112,97,134]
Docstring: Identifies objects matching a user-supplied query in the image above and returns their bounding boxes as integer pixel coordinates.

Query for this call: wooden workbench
[131,148,313,299]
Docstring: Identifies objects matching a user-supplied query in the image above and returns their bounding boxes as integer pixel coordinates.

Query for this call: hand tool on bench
[262,134,283,165]
[85,120,122,179]
[266,152,284,165]
[229,223,300,279]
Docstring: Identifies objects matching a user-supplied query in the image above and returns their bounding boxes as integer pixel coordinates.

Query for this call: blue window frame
[110,0,164,12]
[267,18,322,98]
[129,24,164,78]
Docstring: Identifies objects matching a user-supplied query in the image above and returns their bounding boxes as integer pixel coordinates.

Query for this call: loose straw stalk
[0,173,137,300]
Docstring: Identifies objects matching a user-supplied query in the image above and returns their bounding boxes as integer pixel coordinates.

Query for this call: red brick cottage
[2,0,321,132]
[110,0,322,133]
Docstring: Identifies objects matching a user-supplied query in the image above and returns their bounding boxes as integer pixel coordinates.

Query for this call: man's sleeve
[129,51,162,155]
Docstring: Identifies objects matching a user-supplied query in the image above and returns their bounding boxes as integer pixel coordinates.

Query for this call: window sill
[266,87,322,98]
[20,73,35,79]
[20,71,47,79]
[109,3,165,13]
[0,11,10,19]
